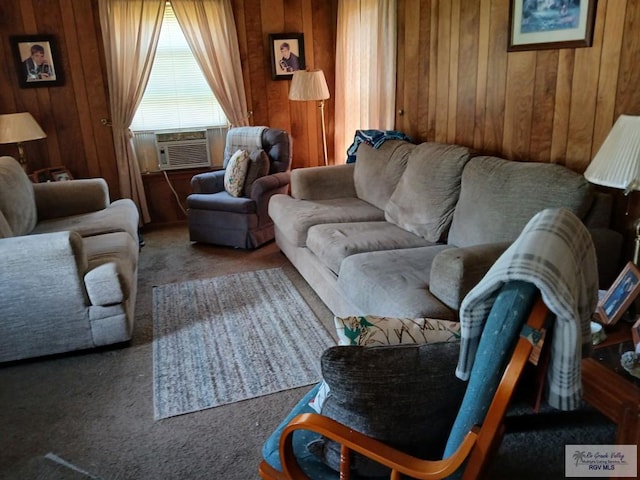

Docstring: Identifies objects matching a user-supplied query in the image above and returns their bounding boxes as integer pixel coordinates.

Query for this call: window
[131,2,228,132]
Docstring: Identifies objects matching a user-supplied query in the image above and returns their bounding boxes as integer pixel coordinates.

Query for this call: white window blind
[131,3,228,131]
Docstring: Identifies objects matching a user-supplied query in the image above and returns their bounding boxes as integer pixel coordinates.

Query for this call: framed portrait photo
[269,33,305,80]
[508,0,597,51]
[11,35,64,88]
[595,262,640,327]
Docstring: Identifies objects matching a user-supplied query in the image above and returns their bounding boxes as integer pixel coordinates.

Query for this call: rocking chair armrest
[278,413,479,480]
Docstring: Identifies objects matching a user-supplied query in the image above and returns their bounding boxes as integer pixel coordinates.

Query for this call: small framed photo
[595,262,640,327]
[508,0,597,51]
[11,35,64,88]
[269,33,305,80]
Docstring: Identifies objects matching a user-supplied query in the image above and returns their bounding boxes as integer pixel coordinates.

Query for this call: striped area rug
[152,268,335,420]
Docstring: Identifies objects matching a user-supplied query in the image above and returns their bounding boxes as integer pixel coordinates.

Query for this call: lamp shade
[0,112,47,144]
[584,114,640,192]
[288,70,330,102]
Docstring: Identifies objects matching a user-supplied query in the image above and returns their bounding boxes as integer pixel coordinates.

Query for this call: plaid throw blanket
[455,208,598,410]
[223,126,267,166]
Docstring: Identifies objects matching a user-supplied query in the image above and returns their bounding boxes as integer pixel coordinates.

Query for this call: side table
[582,337,640,479]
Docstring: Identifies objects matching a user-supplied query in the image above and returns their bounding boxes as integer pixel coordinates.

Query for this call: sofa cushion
[385,143,472,242]
[310,343,465,477]
[353,140,413,210]
[0,156,37,236]
[306,221,433,274]
[448,156,594,247]
[243,149,270,197]
[337,245,457,319]
[268,194,385,247]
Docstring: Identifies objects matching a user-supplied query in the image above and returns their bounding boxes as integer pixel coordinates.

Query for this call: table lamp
[583,114,640,263]
[289,69,330,166]
[0,112,47,171]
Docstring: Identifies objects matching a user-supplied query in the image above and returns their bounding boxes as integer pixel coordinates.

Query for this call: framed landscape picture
[595,262,640,326]
[269,33,305,80]
[11,34,64,88]
[508,0,597,51]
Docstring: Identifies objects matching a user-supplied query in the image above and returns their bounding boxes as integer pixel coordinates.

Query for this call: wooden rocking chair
[259,282,551,480]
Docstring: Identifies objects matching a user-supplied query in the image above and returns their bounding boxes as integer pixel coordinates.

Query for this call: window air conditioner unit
[155,130,211,170]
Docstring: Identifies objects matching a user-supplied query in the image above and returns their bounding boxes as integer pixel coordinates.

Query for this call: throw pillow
[307,343,465,477]
[334,315,461,346]
[242,149,270,197]
[384,142,472,242]
[223,149,250,197]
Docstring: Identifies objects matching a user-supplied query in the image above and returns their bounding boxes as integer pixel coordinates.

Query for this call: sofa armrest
[290,164,356,200]
[34,179,110,220]
[191,170,225,194]
[430,243,511,311]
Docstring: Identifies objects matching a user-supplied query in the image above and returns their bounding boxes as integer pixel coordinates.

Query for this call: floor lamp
[583,114,640,263]
[289,69,330,166]
[0,112,47,172]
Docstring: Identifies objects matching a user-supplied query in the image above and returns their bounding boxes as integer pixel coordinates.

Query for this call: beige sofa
[0,156,140,362]
[269,140,621,319]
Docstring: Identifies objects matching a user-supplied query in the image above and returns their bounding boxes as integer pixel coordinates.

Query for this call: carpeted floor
[0,225,615,479]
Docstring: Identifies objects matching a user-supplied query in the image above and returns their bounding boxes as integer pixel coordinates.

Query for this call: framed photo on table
[508,0,597,51]
[269,33,305,80]
[11,34,64,88]
[595,262,640,327]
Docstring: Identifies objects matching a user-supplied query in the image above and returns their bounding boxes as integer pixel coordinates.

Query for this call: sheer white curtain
[171,0,250,127]
[99,0,166,224]
[335,0,397,163]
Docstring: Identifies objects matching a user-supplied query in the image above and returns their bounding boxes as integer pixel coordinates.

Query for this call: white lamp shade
[0,112,47,144]
[584,114,640,192]
[288,70,330,102]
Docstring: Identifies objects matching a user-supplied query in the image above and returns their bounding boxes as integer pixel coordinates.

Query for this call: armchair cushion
[224,149,250,197]
[187,192,256,214]
[243,149,270,197]
[310,342,464,477]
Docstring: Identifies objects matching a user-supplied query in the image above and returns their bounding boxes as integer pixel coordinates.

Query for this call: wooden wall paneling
[398,0,421,140]
[481,0,509,155]
[311,0,336,163]
[615,0,640,118]
[261,0,290,130]
[0,2,20,115]
[300,0,322,167]
[473,0,491,150]
[549,49,574,164]
[82,0,119,190]
[592,0,625,153]
[416,1,433,141]
[59,0,99,179]
[446,0,461,143]
[501,51,536,161]
[455,0,480,147]
[426,0,438,141]
[434,0,450,143]
[395,0,407,136]
[528,50,558,163]
[565,0,607,172]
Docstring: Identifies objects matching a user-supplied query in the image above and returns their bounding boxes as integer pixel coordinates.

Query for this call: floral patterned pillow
[333,315,461,346]
[224,149,250,197]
